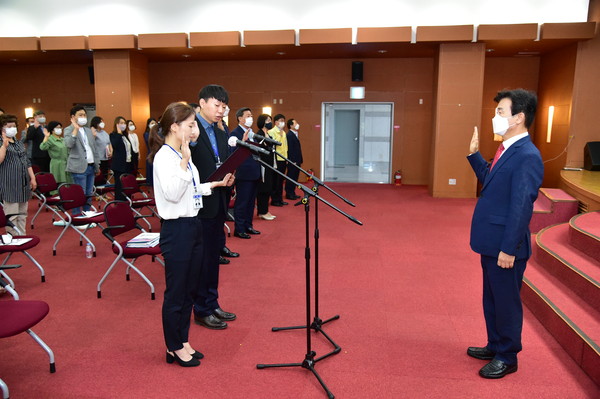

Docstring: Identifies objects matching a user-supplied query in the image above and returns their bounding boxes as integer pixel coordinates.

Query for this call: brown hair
[112,116,126,134]
[147,102,195,162]
[0,114,18,128]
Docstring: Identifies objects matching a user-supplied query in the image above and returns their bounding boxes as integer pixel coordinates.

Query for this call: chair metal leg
[26,329,56,373]
[0,377,8,399]
[0,272,18,299]
[123,259,155,300]
[97,255,122,298]
[52,223,70,256]
[23,251,45,282]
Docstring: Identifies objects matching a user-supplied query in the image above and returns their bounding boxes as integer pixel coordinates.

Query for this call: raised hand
[469,126,479,154]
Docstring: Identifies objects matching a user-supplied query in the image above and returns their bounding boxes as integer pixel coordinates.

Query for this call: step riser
[522,282,600,386]
[534,245,600,313]
[569,225,600,263]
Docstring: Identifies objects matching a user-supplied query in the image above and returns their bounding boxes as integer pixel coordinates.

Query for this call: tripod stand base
[257,351,335,399]
[272,315,342,361]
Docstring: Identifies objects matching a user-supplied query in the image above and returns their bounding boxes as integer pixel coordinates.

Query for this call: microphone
[228,136,270,155]
[248,131,281,146]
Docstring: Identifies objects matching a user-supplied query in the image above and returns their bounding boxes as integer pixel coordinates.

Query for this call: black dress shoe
[286,194,300,200]
[190,351,204,360]
[166,352,201,367]
[234,231,251,239]
[221,246,240,258]
[194,314,227,329]
[246,228,261,235]
[467,346,495,360]
[219,256,230,264]
[271,201,284,207]
[479,359,518,379]
[213,307,237,321]
[281,201,289,205]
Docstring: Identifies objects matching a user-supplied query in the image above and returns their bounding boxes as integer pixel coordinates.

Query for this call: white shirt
[153,145,212,220]
[79,127,94,164]
[128,132,140,153]
[499,132,529,160]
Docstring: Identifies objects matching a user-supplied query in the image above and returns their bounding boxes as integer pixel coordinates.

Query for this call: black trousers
[160,217,203,351]
[194,206,226,317]
[285,162,301,197]
[271,160,287,203]
[233,179,258,233]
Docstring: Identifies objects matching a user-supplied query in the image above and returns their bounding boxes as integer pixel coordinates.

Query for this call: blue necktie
[205,124,219,158]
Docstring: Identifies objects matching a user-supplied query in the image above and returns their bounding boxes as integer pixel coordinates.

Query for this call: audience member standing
[148,101,234,367]
[143,118,157,186]
[230,107,261,238]
[127,119,140,175]
[0,114,37,234]
[21,116,34,161]
[285,118,303,200]
[190,85,237,330]
[26,110,51,172]
[64,106,99,216]
[267,114,288,207]
[39,121,70,186]
[255,114,276,220]
[109,116,133,201]
[91,116,112,183]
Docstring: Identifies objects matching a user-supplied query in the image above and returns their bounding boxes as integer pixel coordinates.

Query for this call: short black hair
[0,108,5,113]
[90,116,103,129]
[257,114,271,130]
[34,110,45,116]
[494,89,537,129]
[198,84,229,104]
[287,119,296,129]
[47,121,62,133]
[189,103,199,109]
[70,105,86,117]
[273,114,285,122]
[236,107,251,120]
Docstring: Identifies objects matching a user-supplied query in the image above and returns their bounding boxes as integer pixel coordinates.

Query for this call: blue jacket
[467,135,543,259]
[229,125,261,181]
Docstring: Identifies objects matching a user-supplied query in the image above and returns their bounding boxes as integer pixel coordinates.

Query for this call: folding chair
[30,172,64,230]
[98,201,164,300]
[120,173,158,231]
[93,173,115,210]
[53,183,105,257]
[0,204,45,283]
[0,273,56,399]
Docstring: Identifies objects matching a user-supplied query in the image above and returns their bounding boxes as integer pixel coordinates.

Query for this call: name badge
[193,187,202,209]
[215,162,223,169]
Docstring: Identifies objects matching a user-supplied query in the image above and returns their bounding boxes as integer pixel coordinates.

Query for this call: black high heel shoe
[166,351,200,367]
[190,351,204,360]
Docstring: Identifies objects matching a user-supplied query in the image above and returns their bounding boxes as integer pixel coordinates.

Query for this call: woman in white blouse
[126,119,140,175]
[148,102,233,367]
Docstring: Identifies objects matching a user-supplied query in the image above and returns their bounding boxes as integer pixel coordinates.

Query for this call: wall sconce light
[350,86,365,99]
[546,106,554,143]
[262,106,272,115]
[24,107,34,118]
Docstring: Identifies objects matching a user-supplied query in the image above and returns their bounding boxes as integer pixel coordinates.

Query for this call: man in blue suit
[466,89,543,379]
[285,118,303,200]
[230,107,261,239]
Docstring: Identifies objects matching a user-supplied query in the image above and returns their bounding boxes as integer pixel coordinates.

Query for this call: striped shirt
[0,138,32,203]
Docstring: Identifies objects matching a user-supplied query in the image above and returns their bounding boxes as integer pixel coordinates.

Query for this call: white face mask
[149,122,156,129]
[492,114,511,136]
[37,116,46,124]
[277,121,285,130]
[54,128,62,135]
[98,122,105,129]
[77,117,87,126]
[128,125,136,131]
[118,124,127,132]
[294,123,300,130]
[244,117,253,128]
[4,127,18,138]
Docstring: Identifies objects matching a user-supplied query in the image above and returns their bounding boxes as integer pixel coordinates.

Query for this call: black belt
[88,163,94,166]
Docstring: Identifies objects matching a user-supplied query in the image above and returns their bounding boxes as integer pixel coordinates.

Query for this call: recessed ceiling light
[182,54,191,58]
[377,49,387,54]
[486,49,495,52]
[276,52,286,55]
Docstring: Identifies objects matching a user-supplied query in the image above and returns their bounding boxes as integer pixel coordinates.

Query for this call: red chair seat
[71,214,105,226]
[0,300,49,338]
[0,235,41,253]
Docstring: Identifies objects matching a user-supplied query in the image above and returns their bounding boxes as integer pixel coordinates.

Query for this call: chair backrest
[0,203,8,228]
[35,172,58,195]
[31,164,42,175]
[57,184,86,211]
[103,201,137,238]
[120,173,139,196]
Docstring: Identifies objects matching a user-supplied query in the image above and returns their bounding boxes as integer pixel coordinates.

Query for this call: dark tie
[490,143,505,171]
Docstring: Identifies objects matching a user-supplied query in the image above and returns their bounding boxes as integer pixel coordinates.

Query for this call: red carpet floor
[1,184,599,398]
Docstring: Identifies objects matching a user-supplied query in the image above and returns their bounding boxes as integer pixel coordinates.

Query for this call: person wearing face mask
[26,110,51,172]
[64,106,99,217]
[144,118,158,187]
[91,116,112,184]
[0,114,37,235]
[255,114,276,221]
[230,107,262,239]
[285,118,303,200]
[267,114,288,207]
[147,101,234,367]
[466,89,543,379]
[40,121,70,190]
[126,120,140,176]
[109,116,134,201]
[21,116,35,160]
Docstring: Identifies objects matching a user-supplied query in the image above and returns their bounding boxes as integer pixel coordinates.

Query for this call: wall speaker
[352,61,363,82]
[88,66,95,85]
[583,141,600,171]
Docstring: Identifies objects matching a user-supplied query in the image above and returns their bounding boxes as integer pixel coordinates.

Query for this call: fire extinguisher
[394,170,402,186]
[307,168,315,181]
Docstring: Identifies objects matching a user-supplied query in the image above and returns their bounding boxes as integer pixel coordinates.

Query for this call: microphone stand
[268,148,355,355]
[254,155,362,399]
